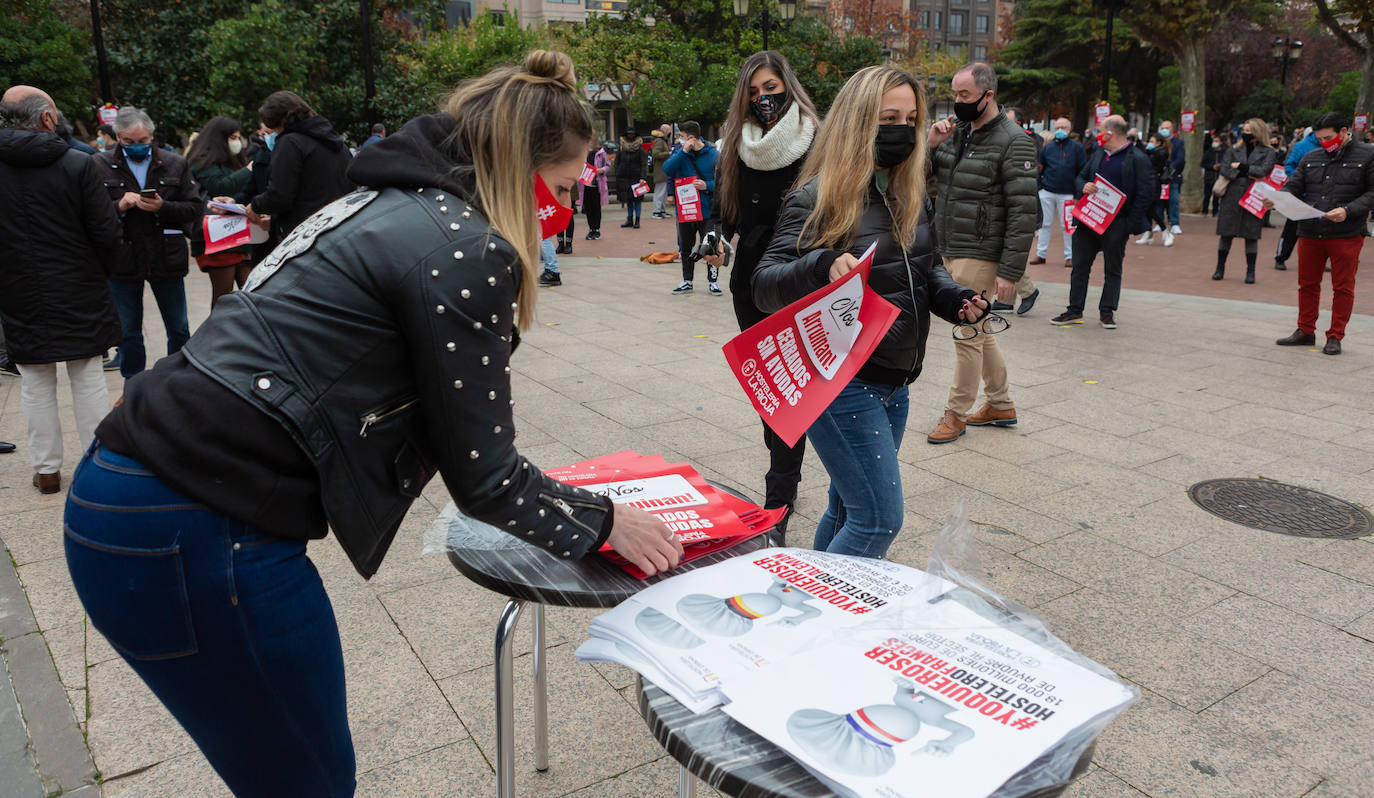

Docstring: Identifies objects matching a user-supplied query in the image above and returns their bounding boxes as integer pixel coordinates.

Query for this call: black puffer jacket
[930,111,1039,282]
[92,146,204,281]
[250,115,353,237]
[1284,140,1374,239]
[177,113,614,578]
[0,129,122,364]
[752,178,977,386]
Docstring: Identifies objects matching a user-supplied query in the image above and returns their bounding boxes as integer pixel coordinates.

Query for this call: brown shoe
[966,404,1018,427]
[33,472,60,494]
[1323,337,1342,355]
[927,411,966,444]
[1028,256,1046,265]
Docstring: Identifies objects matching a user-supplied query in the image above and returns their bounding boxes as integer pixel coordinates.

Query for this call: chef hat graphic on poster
[633,607,705,649]
[786,678,974,777]
[675,579,821,637]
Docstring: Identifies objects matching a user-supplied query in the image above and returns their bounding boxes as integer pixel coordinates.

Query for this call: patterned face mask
[751,92,786,127]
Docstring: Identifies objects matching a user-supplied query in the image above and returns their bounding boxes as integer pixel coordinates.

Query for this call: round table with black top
[636,679,1097,798]
[441,487,780,798]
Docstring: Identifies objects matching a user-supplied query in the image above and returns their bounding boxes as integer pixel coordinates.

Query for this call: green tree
[407,11,547,105]
[204,1,312,124]
[0,0,93,117]
[997,0,1104,126]
[1121,0,1275,213]
[1314,0,1374,121]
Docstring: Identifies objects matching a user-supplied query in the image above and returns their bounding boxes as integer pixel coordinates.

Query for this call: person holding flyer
[1050,115,1153,329]
[703,50,819,531]
[1274,127,1319,271]
[1159,119,1186,233]
[1269,112,1374,355]
[664,121,720,294]
[752,65,989,559]
[1213,118,1278,283]
[60,51,683,797]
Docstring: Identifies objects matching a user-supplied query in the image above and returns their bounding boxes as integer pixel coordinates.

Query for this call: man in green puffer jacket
[926,62,1038,445]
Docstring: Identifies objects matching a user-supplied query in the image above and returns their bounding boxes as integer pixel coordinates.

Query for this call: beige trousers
[945,257,1013,419]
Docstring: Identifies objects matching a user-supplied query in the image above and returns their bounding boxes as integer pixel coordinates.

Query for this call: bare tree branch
[1314,0,1368,54]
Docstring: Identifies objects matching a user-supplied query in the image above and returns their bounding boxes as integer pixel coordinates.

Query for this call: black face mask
[1241,132,1255,144]
[874,124,917,168]
[952,90,989,123]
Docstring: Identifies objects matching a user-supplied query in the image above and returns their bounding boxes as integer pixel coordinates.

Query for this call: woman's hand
[958,294,990,323]
[828,252,861,282]
[606,505,684,576]
[211,196,236,214]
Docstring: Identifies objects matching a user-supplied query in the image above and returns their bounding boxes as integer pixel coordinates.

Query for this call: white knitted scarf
[738,104,815,172]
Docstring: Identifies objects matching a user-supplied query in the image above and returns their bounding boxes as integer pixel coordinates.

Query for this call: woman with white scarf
[705,50,818,536]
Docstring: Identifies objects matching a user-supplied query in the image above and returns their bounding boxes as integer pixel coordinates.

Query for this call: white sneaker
[1134,232,1153,245]
[671,281,693,295]
[1163,230,1175,247]
[707,282,723,296]
[1170,224,1182,235]
[1151,224,1162,233]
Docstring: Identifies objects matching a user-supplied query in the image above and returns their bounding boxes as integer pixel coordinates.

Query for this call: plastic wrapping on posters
[918,503,1140,797]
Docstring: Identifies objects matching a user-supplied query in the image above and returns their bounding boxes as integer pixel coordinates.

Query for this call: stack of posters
[545,451,785,578]
[577,548,1136,797]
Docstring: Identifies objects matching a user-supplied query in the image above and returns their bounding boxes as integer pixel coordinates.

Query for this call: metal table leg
[495,599,525,798]
[679,764,698,797]
[532,603,548,772]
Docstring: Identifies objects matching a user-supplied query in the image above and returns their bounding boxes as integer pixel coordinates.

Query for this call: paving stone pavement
[0,250,1371,797]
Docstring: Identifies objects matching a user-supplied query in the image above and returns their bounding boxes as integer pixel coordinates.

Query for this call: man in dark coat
[1050,114,1153,330]
[91,106,204,379]
[0,86,123,493]
[1271,111,1374,355]
[242,92,353,238]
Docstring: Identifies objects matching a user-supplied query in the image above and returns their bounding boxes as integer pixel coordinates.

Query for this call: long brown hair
[717,50,820,226]
[795,65,928,252]
[442,50,594,331]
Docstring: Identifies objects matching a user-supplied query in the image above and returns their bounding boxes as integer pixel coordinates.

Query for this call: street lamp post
[88,0,112,105]
[732,0,798,52]
[1272,36,1303,133]
[1092,0,1125,114]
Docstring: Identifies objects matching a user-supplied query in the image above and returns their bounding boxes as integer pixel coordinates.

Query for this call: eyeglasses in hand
[953,311,1010,340]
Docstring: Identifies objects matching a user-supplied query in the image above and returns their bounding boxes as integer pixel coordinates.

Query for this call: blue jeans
[63,443,354,797]
[540,236,559,273]
[1167,179,1181,226]
[805,380,908,558]
[107,278,191,378]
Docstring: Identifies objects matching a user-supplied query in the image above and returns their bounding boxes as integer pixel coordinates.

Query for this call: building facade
[908,0,1007,62]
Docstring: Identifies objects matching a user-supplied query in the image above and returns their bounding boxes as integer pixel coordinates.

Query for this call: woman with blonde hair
[752,65,990,559]
[63,50,681,797]
[1214,117,1278,283]
[705,49,820,533]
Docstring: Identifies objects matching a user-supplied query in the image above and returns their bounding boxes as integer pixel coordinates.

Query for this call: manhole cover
[1188,479,1373,539]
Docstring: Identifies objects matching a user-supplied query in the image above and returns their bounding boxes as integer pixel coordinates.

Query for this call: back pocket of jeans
[64,526,198,661]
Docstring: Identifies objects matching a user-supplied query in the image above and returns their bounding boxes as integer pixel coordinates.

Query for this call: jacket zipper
[358,396,418,437]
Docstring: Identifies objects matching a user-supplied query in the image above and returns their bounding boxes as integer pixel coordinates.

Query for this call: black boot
[1212,251,1226,280]
[1245,253,1256,284]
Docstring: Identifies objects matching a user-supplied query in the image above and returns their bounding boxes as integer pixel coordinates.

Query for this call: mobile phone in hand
[139,188,159,197]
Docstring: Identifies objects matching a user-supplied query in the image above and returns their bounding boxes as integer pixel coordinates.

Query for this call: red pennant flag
[722,243,899,447]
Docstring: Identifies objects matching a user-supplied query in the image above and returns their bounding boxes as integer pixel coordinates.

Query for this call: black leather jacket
[752,177,977,386]
[180,114,614,577]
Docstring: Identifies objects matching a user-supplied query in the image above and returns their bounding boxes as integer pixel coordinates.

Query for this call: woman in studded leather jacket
[61,51,681,798]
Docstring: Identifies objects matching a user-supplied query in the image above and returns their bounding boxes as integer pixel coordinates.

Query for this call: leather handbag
[1212,175,1231,197]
